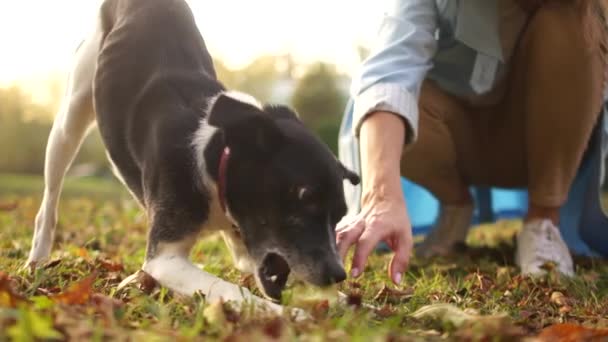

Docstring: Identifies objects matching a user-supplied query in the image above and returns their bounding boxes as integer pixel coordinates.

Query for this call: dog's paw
[20,257,45,274]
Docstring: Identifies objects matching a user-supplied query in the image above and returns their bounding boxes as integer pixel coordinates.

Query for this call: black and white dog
[25,0,359,315]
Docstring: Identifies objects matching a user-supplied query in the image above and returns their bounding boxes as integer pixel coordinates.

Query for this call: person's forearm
[359,112,407,205]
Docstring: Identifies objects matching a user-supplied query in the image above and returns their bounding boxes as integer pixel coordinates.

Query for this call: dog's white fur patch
[222,90,263,109]
[191,117,218,188]
[190,116,238,230]
[142,239,282,313]
[203,90,263,119]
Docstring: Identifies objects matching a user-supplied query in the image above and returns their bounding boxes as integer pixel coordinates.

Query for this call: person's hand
[339,110,412,284]
[336,191,413,285]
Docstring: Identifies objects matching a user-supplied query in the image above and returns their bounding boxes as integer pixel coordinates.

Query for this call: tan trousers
[401,1,607,208]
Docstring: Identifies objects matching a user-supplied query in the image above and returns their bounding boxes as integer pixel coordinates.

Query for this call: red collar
[217,146,231,213]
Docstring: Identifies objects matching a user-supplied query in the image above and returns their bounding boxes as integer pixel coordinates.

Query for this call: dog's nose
[324,262,346,284]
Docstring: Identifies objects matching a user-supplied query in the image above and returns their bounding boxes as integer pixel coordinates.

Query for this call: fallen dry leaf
[0,272,27,308]
[411,303,509,328]
[52,272,97,305]
[97,258,124,272]
[75,247,89,259]
[374,304,397,318]
[138,271,159,294]
[311,299,329,320]
[43,258,62,269]
[91,293,124,326]
[550,291,568,307]
[117,270,159,295]
[373,285,413,304]
[262,317,284,339]
[346,291,362,307]
[536,323,608,342]
[238,273,256,290]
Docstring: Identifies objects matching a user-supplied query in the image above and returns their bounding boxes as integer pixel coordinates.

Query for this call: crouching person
[337,0,608,283]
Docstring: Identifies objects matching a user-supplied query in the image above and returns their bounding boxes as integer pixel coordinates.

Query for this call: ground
[1,173,608,341]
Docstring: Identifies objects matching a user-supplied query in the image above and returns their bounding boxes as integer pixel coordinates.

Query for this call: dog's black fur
[93,0,359,301]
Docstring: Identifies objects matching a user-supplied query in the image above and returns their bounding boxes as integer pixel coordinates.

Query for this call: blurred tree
[213,55,286,103]
[290,62,347,154]
[0,85,107,175]
[0,56,351,175]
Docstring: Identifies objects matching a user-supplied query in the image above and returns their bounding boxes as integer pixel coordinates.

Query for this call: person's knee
[528,1,600,50]
[530,1,578,31]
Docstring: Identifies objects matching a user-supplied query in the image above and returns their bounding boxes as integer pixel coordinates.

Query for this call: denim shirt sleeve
[349,0,438,145]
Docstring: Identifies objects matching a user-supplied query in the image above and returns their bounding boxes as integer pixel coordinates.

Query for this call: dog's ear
[338,162,360,186]
[207,92,284,155]
[263,104,301,122]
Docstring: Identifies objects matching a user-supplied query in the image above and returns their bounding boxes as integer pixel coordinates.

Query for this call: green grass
[0,173,129,200]
[1,173,608,341]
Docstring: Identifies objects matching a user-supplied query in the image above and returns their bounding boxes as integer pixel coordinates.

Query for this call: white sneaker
[515,219,574,277]
[416,204,474,258]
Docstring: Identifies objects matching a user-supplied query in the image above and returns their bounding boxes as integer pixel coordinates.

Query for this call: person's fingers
[336,215,358,232]
[388,233,411,284]
[350,225,383,278]
[336,221,364,263]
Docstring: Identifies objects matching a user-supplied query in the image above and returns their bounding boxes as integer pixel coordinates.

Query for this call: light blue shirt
[349,0,513,144]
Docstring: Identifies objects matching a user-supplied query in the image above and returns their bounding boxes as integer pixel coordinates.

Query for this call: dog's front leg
[141,236,287,316]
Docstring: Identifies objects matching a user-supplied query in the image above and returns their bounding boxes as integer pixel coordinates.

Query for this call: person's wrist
[361,180,405,208]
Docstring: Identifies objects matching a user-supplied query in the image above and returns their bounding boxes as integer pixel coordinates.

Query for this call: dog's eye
[297,187,309,200]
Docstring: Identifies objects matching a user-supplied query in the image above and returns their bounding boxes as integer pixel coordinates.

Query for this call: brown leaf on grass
[52,272,97,305]
[496,267,511,285]
[550,291,569,307]
[455,316,525,341]
[347,281,362,289]
[374,304,397,318]
[536,323,608,341]
[373,285,413,304]
[464,272,494,293]
[346,290,362,307]
[412,304,509,327]
[224,303,241,324]
[238,273,256,290]
[97,258,124,272]
[0,272,27,308]
[117,270,159,295]
[54,308,96,341]
[0,201,18,211]
[311,299,329,320]
[75,247,89,259]
[91,293,124,326]
[138,271,159,294]
[43,258,62,269]
[262,317,284,339]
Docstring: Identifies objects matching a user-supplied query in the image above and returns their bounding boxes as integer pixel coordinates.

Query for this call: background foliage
[0,55,351,176]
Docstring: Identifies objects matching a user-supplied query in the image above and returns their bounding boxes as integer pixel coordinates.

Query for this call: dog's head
[205,92,359,301]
